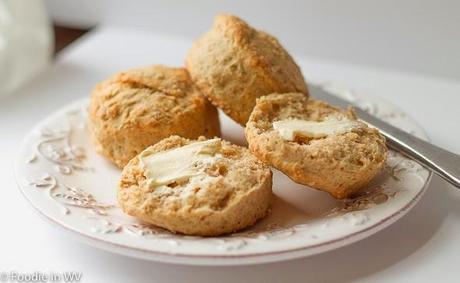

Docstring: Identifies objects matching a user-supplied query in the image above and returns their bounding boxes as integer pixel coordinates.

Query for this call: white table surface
[1,26,459,283]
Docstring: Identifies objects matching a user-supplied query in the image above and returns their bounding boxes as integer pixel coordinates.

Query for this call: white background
[45,0,460,81]
[1,1,460,282]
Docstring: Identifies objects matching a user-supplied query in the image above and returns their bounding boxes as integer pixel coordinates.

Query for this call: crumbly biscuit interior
[249,94,386,170]
[131,137,265,212]
[253,95,358,144]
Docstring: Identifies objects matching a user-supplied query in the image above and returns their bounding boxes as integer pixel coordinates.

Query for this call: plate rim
[16,169,431,265]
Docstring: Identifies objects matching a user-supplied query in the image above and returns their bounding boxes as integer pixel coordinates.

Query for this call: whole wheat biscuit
[245,93,387,199]
[88,65,220,168]
[118,136,273,236]
[186,14,308,126]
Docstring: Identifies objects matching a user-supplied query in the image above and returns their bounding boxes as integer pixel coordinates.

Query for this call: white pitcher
[0,0,52,98]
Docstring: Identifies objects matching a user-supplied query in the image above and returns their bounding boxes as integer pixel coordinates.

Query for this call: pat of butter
[139,138,221,188]
[273,116,360,140]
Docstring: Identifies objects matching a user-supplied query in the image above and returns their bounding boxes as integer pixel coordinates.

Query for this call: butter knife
[309,84,460,189]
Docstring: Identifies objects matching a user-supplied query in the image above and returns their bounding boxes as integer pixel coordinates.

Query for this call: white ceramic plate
[15,87,431,265]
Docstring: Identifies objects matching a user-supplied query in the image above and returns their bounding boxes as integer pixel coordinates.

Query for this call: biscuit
[245,93,387,199]
[186,14,308,126]
[88,65,220,168]
[118,136,273,236]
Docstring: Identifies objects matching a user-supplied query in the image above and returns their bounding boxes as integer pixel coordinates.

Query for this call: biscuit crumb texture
[186,14,308,126]
[118,136,273,236]
[88,65,220,168]
[245,93,387,199]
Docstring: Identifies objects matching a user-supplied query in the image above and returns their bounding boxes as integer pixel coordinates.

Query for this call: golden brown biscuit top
[90,65,207,126]
[211,14,308,97]
[213,14,255,45]
[108,65,193,98]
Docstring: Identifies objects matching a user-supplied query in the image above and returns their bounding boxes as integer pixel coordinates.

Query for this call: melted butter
[139,138,221,188]
[273,115,360,141]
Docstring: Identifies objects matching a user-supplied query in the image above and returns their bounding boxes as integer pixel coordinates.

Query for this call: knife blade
[308,84,460,189]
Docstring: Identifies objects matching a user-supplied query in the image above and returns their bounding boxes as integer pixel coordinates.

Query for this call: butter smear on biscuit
[139,138,221,188]
[273,115,361,141]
